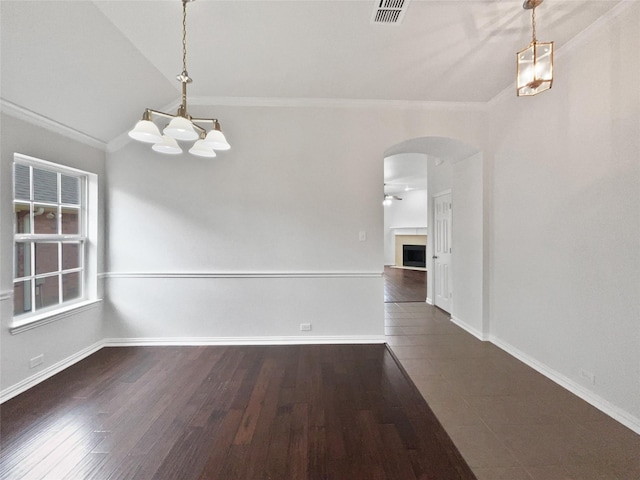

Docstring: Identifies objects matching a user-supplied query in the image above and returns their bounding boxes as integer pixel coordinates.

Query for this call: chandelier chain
[182,0,188,75]
[128,0,230,155]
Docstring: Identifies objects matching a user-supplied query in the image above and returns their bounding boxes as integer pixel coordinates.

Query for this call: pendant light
[516,0,554,96]
[128,0,230,156]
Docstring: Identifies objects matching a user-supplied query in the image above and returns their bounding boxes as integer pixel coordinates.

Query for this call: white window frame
[11,153,100,333]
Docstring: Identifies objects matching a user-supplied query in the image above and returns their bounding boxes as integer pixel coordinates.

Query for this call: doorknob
[432,256,438,259]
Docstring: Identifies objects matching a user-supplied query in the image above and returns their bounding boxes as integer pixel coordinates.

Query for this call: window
[13,154,95,321]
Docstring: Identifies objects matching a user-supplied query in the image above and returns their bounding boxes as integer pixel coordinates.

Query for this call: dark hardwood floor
[0,345,475,480]
[384,266,427,303]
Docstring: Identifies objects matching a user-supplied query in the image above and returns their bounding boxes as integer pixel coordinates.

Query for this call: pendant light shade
[152,135,182,155]
[516,0,554,97]
[202,129,231,151]
[164,116,199,141]
[189,140,217,157]
[127,0,230,157]
[128,120,163,144]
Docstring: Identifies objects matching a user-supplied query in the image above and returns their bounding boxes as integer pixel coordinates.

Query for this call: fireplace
[403,244,426,268]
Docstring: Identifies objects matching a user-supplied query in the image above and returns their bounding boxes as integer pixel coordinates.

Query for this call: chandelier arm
[190,122,208,136]
[142,113,220,131]
[190,117,219,124]
[145,109,178,120]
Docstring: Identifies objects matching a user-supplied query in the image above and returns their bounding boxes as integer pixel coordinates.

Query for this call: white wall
[0,113,106,395]
[451,152,484,337]
[384,185,429,266]
[106,104,485,341]
[488,3,640,428]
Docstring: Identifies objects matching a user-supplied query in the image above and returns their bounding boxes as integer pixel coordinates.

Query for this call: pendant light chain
[531,5,537,44]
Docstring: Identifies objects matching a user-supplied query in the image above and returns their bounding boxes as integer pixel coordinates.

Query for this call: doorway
[382,136,485,335]
[433,191,452,312]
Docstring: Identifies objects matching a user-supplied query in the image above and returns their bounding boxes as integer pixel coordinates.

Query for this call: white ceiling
[384,153,429,195]
[0,0,622,145]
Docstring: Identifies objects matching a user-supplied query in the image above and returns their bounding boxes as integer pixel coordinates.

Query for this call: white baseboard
[0,340,105,403]
[450,315,489,341]
[426,297,433,305]
[491,335,640,435]
[104,335,386,346]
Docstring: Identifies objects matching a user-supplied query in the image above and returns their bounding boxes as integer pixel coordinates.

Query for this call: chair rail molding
[101,271,383,279]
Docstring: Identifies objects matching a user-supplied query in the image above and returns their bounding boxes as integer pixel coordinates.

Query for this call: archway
[383,136,488,340]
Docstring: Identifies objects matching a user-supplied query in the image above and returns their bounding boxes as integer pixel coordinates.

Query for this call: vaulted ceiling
[1,0,622,146]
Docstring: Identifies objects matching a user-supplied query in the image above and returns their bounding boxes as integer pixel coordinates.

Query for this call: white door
[433,192,452,313]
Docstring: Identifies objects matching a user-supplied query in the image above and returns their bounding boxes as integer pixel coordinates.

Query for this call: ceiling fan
[383,194,403,206]
[383,183,404,201]
[384,194,403,201]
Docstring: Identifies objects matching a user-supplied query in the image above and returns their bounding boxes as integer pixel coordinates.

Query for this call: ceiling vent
[371,0,411,25]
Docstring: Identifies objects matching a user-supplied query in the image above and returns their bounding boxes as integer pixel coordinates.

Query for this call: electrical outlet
[29,354,44,369]
[300,323,312,331]
[358,231,367,241]
[579,369,595,385]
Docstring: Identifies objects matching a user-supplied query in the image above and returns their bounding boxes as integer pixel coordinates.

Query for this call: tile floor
[385,302,640,480]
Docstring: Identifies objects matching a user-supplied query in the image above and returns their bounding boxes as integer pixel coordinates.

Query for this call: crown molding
[487,0,636,108]
[107,96,486,154]
[1,99,106,151]
[187,96,488,112]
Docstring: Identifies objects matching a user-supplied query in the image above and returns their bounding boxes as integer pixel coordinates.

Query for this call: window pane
[33,168,58,203]
[14,164,31,201]
[33,205,58,234]
[61,207,80,235]
[35,242,59,275]
[61,175,80,205]
[14,203,31,234]
[15,243,31,278]
[13,280,32,315]
[62,272,81,302]
[62,243,80,270]
[35,275,59,309]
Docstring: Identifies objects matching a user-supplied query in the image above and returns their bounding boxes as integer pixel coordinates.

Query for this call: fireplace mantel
[390,226,427,236]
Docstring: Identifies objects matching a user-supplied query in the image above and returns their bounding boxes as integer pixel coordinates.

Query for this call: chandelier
[128,0,230,157]
[516,0,554,96]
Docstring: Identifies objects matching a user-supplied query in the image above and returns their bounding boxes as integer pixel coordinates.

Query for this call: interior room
[1,0,638,478]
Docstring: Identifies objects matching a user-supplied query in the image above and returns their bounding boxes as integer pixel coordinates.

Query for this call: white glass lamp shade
[202,129,231,150]
[152,135,182,155]
[517,41,554,96]
[189,140,217,158]
[128,120,163,144]
[163,116,199,141]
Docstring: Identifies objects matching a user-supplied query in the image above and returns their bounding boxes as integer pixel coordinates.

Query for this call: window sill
[10,299,103,335]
